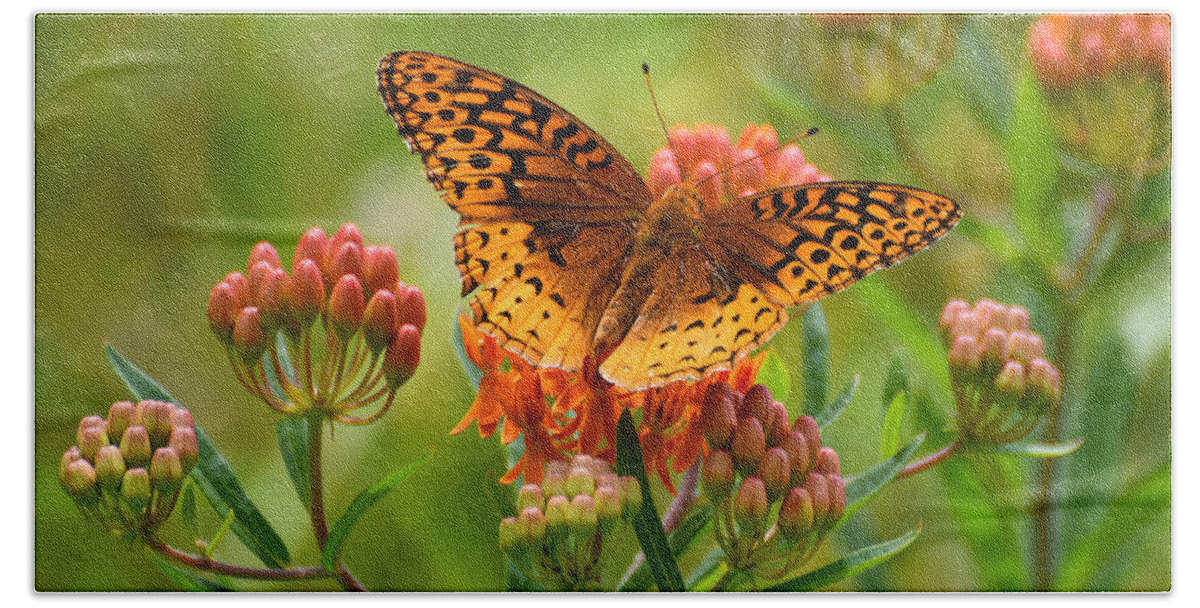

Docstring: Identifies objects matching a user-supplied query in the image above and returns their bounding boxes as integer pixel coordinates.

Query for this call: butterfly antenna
[643,63,678,157]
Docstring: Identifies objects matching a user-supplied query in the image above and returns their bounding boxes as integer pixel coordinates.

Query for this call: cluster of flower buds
[700,382,845,572]
[207,224,425,424]
[939,299,1063,445]
[59,400,199,537]
[499,455,642,591]
[794,14,964,109]
[1027,14,1170,174]
[646,123,832,211]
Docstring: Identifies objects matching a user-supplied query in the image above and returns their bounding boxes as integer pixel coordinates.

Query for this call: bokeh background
[35,14,1169,591]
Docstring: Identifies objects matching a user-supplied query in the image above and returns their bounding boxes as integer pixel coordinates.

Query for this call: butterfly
[377,51,960,390]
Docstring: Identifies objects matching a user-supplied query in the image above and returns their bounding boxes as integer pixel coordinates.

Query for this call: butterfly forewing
[707,182,961,307]
[378,51,652,223]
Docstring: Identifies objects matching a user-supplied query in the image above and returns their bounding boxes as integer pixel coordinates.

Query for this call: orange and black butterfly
[378,51,960,390]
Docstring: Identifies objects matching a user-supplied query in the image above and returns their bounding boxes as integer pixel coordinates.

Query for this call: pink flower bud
[328,275,365,341]
[938,299,971,346]
[106,401,136,442]
[951,311,982,342]
[150,447,184,492]
[93,445,126,491]
[517,484,545,513]
[396,285,427,333]
[972,299,1007,332]
[734,477,769,535]
[1079,30,1114,79]
[294,226,328,271]
[247,261,275,306]
[567,494,598,535]
[248,241,282,272]
[827,475,847,525]
[594,485,622,529]
[255,268,290,332]
[731,417,766,476]
[120,426,153,469]
[813,446,842,477]
[779,487,815,541]
[168,427,200,473]
[362,289,399,353]
[518,506,547,544]
[695,161,723,211]
[780,430,812,484]
[288,258,325,326]
[980,327,1009,377]
[1005,306,1031,332]
[757,447,792,502]
[646,149,681,199]
[700,383,738,449]
[806,472,831,527]
[222,272,249,306]
[791,415,822,466]
[384,324,421,389]
[739,383,772,424]
[326,241,364,289]
[120,468,151,513]
[60,446,83,478]
[363,245,400,296]
[701,449,735,498]
[169,407,194,432]
[207,281,241,344]
[325,223,364,267]
[76,421,108,463]
[948,334,981,387]
[140,400,175,448]
[61,459,97,497]
[765,400,790,447]
[232,306,268,362]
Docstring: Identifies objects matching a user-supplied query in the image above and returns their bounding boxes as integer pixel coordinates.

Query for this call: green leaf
[321,451,431,572]
[104,345,291,568]
[879,391,907,460]
[618,503,713,591]
[451,314,484,390]
[801,302,830,415]
[180,481,199,540]
[764,525,921,591]
[880,354,908,410]
[146,553,234,591]
[843,434,924,522]
[685,548,727,591]
[992,438,1084,458]
[815,374,858,431]
[275,416,310,507]
[757,350,790,404]
[614,409,685,592]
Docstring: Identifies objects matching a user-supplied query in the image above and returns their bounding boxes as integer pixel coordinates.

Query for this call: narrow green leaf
[275,416,310,507]
[614,409,685,592]
[815,375,858,431]
[105,345,291,568]
[880,354,909,410]
[757,350,790,404]
[180,481,199,540]
[451,315,484,390]
[879,391,907,460]
[801,303,830,414]
[505,558,545,592]
[146,553,233,591]
[618,503,713,591]
[684,548,727,591]
[321,452,431,572]
[843,434,924,522]
[992,438,1085,458]
[764,526,921,591]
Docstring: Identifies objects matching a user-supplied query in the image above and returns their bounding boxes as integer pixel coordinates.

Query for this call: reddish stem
[145,538,329,581]
[897,438,962,479]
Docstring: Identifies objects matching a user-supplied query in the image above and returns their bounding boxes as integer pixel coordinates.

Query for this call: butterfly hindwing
[378,51,652,223]
[707,182,961,306]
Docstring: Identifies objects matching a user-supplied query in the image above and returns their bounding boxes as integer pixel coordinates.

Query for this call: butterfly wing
[379,51,651,372]
[704,182,961,307]
[599,245,787,389]
[378,51,652,223]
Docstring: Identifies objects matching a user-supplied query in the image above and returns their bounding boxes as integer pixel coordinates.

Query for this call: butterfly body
[378,51,961,390]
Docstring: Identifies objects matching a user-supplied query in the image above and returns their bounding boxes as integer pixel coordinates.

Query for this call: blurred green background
[35,14,1169,591]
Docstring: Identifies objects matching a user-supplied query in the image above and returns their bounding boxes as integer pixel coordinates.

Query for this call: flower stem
[305,413,367,592]
[145,538,330,581]
[897,438,961,479]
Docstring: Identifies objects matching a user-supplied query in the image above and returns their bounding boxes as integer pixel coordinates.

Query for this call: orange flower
[452,316,765,489]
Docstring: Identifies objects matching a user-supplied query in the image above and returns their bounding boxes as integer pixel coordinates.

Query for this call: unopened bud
[567,494,598,536]
[995,361,1027,401]
[288,258,325,326]
[207,282,241,343]
[951,311,982,342]
[827,475,847,525]
[972,299,1006,332]
[106,401,136,441]
[327,242,364,288]
[734,477,769,535]
[232,306,268,362]
[168,427,200,473]
[222,272,250,306]
[326,223,364,270]
[701,449,735,498]
[140,400,174,448]
[517,484,545,513]
[294,226,328,271]
[545,495,571,534]
[396,285,427,333]
[248,241,282,272]
[93,445,126,491]
[247,261,275,305]
[150,447,184,493]
[1005,331,1045,366]
[1005,306,1031,332]
[778,487,815,541]
[121,468,151,513]
[169,407,194,432]
[806,473,831,527]
[948,335,981,387]
[363,245,400,296]
[362,290,399,353]
[120,426,153,469]
[792,415,822,465]
[61,458,97,497]
[565,468,596,498]
[76,420,108,463]
[594,485,622,531]
[813,447,842,476]
[542,462,568,498]
[383,324,421,388]
[60,446,83,478]
[938,299,971,346]
[700,382,738,449]
[256,268,290,332]
[328,275,365,341]
[758,447,792,502]
[980,327,1009,378]
[780,430,812,484]
[498,516,521,553]
[740,384,772,423]
[765,401,790,447]
[518,506,547,545]
[1027,357,1063,411]
[731,417,766,476]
